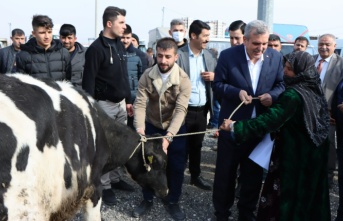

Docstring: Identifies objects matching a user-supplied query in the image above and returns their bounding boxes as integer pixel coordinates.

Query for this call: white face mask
[172,31,184,43]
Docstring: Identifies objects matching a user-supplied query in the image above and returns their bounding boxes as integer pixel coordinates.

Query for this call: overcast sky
[1,0,342,45]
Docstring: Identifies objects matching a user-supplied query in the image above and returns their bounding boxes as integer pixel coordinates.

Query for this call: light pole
[95,0,97,38]
[9,23,12,45]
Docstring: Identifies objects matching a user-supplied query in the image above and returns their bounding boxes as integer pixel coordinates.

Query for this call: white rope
[127,99,258,171]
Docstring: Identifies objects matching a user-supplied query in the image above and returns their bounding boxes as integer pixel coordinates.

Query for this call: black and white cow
[0,74,168,221]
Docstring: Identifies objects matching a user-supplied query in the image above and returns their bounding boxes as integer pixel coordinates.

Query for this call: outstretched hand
[220,119,234,131]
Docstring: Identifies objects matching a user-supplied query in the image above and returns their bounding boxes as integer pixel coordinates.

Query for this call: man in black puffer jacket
[16,15,70,81]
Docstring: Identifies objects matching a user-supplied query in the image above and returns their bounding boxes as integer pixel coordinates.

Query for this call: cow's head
[95,104,168,198]
[125,135,168,197]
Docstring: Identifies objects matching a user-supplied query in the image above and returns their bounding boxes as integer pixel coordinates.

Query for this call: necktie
[317,59,325,75]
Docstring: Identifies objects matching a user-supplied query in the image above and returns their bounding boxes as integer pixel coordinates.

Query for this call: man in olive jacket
[133,37,191,221]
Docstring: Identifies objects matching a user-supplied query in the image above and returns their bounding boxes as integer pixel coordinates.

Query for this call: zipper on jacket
[45,52,52,78]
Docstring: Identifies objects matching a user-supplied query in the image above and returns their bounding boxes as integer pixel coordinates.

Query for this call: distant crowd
[1,5,343,221]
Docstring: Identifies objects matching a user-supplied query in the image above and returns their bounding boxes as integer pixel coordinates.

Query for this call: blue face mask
[172,31,184,43]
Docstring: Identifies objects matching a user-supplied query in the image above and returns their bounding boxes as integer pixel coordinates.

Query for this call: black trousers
[185,107,207,178]
[336,124,343,219]
[213,130,263,219]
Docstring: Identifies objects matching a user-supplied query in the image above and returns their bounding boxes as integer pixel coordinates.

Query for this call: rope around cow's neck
[129,98,258,171]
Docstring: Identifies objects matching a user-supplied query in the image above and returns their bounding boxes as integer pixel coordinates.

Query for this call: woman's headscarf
[284,51,330,147]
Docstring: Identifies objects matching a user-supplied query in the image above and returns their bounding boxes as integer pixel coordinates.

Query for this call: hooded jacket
[125,43,142,102]
[16,38,70,80]
[82,31,131,104]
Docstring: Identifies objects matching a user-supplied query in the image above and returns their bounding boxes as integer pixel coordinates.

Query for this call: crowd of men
[1,5,343,221]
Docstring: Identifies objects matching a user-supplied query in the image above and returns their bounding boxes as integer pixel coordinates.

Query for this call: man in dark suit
[177,20,217,190]
[212,20,284,221]
[313,34,343,192]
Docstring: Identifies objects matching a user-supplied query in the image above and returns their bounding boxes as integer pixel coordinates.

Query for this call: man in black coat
[82,6,134,206]
[59,24,86,89]
[16,15,70,80]
[0,28,25,74]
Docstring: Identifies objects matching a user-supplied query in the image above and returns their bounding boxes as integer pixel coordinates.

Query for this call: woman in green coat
[220,51,331,221]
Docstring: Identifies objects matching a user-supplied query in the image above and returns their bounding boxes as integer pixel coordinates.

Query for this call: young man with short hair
[293,36,309,52]
[82,6,134,206]
[228,20,246,47]
[59,24,85,88]
[0,28,25,74]
[133,37,191,221]
[16,15,70,80]
[121,24,143,129]
[268,34,282,52]
[177,20,217,191]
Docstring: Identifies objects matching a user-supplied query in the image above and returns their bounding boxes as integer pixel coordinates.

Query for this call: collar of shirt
[316,54,333,64]
[187,43,206,106]
[158,68,172,80]
[188,44,204,58]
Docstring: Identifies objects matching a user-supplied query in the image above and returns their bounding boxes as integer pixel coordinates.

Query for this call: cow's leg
[84,198,102,221]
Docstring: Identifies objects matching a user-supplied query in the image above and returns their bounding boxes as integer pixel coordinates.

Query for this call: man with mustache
[314,34,343,193]
[59,24,85,89]
[177,20,217,191]
[0,28,25,74]
[212,20,284,221]
[133,37,191,220]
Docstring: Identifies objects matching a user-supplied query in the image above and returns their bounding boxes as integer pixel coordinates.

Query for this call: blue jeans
[142,122,187,203]
[208,97,220,128]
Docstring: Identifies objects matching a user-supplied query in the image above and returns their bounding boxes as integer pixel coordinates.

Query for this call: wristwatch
[165,135,173,143]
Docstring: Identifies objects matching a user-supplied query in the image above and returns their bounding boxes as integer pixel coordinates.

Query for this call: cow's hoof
[102,189,117,206]
[132,200,153,218]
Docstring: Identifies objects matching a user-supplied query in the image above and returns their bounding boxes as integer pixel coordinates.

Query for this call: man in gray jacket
[0,29,25,74]
[59,24,85,89]
[314,34,343,190]
[177,20,217,191]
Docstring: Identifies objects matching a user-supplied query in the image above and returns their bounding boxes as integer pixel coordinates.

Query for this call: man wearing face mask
[169,19,187,48]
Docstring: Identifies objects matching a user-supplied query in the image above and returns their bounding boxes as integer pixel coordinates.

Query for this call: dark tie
[317,59,325,75]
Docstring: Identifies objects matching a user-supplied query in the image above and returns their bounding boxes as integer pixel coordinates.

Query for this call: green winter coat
[233,88,330,221]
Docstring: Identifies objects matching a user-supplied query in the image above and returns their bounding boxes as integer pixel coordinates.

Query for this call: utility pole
[257,0,274,33]
[95,0,98,38]
[162,7,165,27]
[9,23,12,45]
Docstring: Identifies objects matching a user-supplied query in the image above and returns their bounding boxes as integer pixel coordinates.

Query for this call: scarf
[284,51,330,147]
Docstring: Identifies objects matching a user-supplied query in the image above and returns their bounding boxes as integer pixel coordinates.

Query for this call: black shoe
[168,203,185,221]
[132,200,153,218]
[238,213,256,221]
[102,189,117,206]
[190,176,212,190]
[111,180,135,192]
